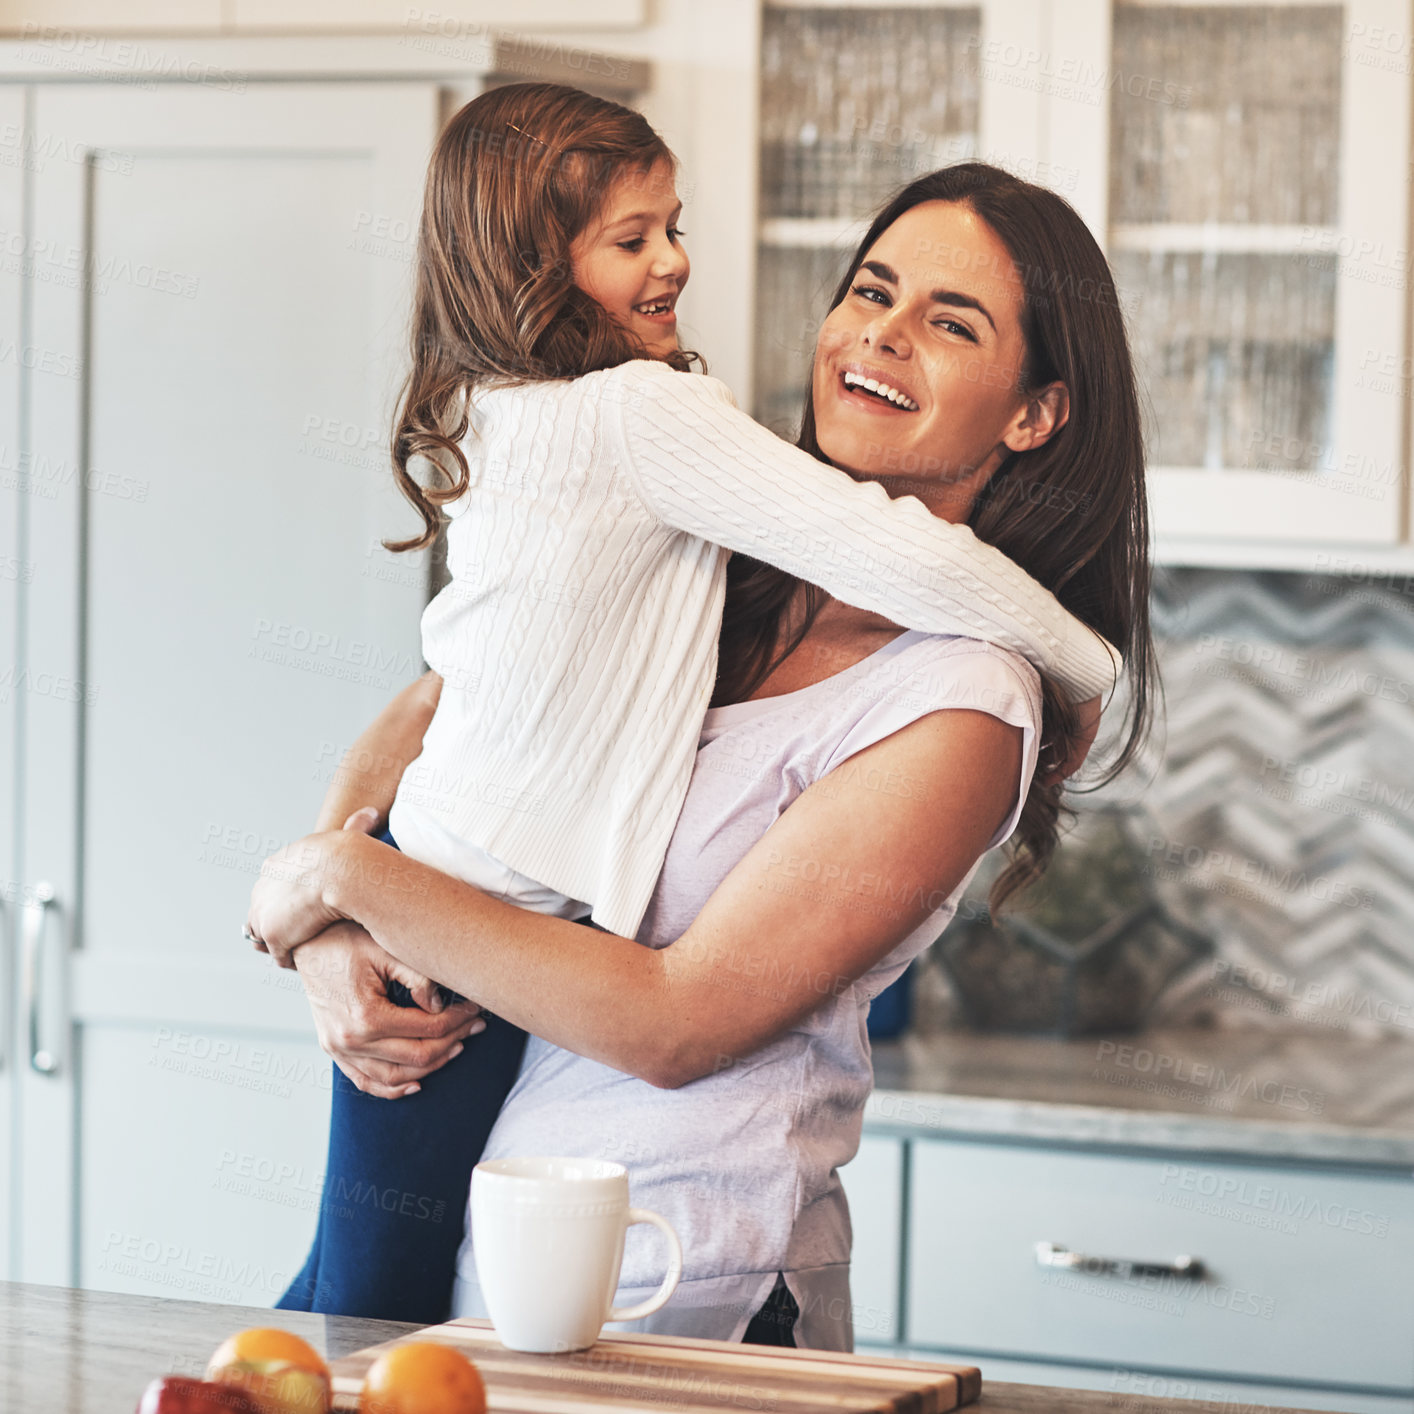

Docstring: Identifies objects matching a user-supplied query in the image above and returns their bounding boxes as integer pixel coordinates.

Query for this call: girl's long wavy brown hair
[715,163,1158,911]
[387,82,697,552]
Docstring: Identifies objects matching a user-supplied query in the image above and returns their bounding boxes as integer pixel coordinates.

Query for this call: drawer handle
[23,882,59,1076]
[1035,1241,1205,1282]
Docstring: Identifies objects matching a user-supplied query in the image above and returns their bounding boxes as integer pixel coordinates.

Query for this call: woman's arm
[312,668,442,832]
[249,706,1022,1089]
[611,361,1120,703]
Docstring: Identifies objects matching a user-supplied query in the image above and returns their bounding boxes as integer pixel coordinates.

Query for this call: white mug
[471,1156,683,1353]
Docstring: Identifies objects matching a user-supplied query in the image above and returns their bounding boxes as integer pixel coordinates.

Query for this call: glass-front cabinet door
[1110,0,1409,553]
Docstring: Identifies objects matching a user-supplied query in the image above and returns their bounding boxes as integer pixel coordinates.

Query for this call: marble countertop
[865,1026,1414,1166]
[0,1281,1333,1414]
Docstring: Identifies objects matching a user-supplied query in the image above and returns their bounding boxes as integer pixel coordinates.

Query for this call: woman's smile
[837,364,923,413]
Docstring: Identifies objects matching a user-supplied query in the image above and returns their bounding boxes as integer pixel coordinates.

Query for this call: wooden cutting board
[329,1317,981,1413]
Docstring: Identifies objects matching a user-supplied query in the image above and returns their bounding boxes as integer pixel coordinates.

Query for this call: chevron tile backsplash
[931,567,1414,1040]
[1113,567,1414,1037]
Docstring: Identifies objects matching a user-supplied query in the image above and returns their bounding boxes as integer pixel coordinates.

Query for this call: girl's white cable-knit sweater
[389,359,1120,937]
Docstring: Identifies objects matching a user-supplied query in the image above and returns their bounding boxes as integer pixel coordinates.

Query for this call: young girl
[256,82,1118,1322]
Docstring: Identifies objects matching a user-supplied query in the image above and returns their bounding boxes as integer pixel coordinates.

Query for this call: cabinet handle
[1035,1241,1205,1282]
[0,892,6,1071]
[22,882,58,1076]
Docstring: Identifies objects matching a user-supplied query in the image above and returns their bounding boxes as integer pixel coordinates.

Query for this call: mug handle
[607,1207,684,1323]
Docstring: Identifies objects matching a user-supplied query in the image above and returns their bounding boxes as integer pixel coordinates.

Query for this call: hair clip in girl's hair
[506,121,548,147]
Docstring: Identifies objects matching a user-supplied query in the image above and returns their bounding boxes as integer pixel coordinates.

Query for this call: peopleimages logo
[98,1232,286,1300]
[1094,1041,1325,1115]
[1194,634,1412,705]
[1205,959,1414,1031]
[17,22,247,90]
[1143,836,1374,913]
[961,35,1192,108]
[1158,1164,1390,1238]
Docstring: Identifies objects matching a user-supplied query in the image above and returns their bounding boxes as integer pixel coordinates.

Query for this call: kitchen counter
[0,1280,1334,1414]
[866,1026,1414,1166]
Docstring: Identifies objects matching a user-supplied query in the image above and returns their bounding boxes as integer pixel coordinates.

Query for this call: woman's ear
[1003,381,1070,454]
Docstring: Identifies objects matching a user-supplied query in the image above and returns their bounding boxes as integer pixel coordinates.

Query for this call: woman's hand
[294,920,485,1099]
[247,808,380,967]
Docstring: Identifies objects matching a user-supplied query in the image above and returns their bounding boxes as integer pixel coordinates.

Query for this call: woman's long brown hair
[716,163,1158,911]
[387,82,697,552]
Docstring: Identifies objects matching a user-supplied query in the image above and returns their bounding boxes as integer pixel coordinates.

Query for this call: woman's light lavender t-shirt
[452,632,1042,1349]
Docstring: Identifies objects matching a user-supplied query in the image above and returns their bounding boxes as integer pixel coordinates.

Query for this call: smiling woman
[813,203,1068,516]
[247,88,1150,1350]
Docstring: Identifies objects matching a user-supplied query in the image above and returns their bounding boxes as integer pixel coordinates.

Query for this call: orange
[208,1329,329,1378]
[359,1342,487,1414]
[206,1328,331,1414]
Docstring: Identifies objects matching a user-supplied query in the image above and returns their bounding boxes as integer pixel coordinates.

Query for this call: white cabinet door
[15,80,437,1296]
[839,1133,904,1345]
[0,84,21,1283]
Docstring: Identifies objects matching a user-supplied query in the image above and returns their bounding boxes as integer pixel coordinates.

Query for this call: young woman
[250,162,1155,1348]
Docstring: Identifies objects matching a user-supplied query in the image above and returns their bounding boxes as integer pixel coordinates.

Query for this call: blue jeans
[275,826,531,1324]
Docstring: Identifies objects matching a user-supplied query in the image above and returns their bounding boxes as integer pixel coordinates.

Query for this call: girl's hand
[294,921,485,1098]
[1041,693,1102,786]
[247,807,379,967]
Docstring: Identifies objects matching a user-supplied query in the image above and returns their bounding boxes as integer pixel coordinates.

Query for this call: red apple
[135,1376,263,1414]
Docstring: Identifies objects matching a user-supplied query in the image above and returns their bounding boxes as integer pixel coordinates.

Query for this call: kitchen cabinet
[1105,2,1409,561]
[5,77,437,1295]
[909,1140,1414,1396]
[839,1132,904,1343]
[0,82,20,1285]
[0,1,647,33]
[0,0,222,30]
[752,0,1414,569]
[842,1129,1414,1413]
[226,0,648,27]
